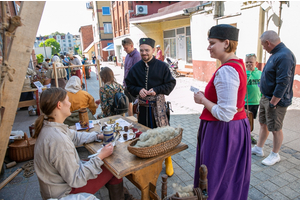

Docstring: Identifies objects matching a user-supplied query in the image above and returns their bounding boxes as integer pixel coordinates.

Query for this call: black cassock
[125,56,176,128]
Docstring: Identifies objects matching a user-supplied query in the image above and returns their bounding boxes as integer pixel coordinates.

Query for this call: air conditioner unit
[136,5,148,15]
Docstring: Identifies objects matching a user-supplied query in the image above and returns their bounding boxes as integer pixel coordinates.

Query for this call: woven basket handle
[24,132,30,147]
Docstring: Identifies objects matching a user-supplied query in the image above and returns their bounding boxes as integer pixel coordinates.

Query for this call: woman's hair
[219,39,238,53]
[99,67,115,84]
[33,88,67,138]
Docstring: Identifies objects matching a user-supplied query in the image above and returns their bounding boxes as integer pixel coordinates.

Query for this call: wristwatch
[269,102,277,108]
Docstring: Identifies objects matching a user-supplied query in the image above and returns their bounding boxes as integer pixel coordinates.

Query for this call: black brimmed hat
[139,38,155,48]
[208,24,239,41]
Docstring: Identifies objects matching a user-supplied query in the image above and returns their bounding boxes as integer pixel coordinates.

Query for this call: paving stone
[177,171,193,182]
[278,172,298,183]
[267,191,289,200]
[261,196,272,200]
[248,187,265,200]
[253,171,272,181]
[293,152,300,160]
[282,147,298,155]
[260,180,280,194]
[262,167,280,177]
[269,176,289,187]
[279,160,297,169]
[250,176,263,187]
[278,185,300,199]
[251,163,264,172]
[24,182,42,200]
[271,164,289,173]
[287,157,300,165]
[287,168,300,179]
[288,181,300,192]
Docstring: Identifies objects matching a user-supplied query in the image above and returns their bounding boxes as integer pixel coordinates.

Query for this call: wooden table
[82,115,188,200]
[18,88,42,115]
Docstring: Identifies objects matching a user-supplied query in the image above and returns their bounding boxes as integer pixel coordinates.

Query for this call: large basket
[9,133,36,162]
[127,128,183,158]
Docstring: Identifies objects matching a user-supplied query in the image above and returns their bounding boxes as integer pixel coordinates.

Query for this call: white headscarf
[65,76,81,94]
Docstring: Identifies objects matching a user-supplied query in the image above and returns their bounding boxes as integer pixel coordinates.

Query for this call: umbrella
[102,43,114,51]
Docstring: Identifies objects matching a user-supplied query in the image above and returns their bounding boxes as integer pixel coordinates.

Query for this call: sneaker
[251,136,257,144]
[251,145,264,157]
[262,151,281,166]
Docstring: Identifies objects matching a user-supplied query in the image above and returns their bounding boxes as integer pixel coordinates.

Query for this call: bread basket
[127,128,183,158]
[9,132,36,162]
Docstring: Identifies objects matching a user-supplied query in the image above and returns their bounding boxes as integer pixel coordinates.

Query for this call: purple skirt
[194,118,251,200]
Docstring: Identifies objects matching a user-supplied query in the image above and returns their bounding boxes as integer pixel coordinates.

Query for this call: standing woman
[193,24,251,199]
[34,88,133,200]
[46,56,67,88]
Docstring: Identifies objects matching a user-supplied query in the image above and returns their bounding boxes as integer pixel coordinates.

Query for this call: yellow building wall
[84,45,95,60]
[136,18,190,53]
[96,1,113,40]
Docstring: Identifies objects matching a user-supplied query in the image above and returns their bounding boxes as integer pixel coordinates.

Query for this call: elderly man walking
[125,38,176,176]
[122,38,141,116]
[252,30,296,166]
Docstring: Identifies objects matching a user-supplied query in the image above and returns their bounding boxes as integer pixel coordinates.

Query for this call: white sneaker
[251,145,264,157]
[262,151,281,166]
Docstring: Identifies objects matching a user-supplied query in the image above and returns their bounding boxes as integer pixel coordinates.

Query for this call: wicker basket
[9,133,36,162]
[127,128,183,158]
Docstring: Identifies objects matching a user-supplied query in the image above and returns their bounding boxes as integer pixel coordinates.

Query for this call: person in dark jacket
[125,37,176,177]
[252,30,296,166]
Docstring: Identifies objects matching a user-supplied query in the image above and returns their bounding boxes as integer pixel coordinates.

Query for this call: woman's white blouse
[211,65,240,122]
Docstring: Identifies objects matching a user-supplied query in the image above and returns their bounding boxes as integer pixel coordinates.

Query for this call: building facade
[87,1,114,61]
[111,1,177,65]
[34,32,80,55]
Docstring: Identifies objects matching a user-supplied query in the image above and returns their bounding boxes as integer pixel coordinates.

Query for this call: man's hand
[97,143,114,160]
[148,88,156,96]
[139,88,148,98]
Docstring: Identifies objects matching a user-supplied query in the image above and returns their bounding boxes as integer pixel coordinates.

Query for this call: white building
[34,32,81,55]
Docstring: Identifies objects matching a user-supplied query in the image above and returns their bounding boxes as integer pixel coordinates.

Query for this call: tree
[51,31,65,36]
[39,38,61,55]
[36,54,44,63]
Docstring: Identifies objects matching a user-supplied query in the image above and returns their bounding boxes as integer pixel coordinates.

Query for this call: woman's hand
[194,91,205,104]
[97,134,104,140]
[97,143,114,160]
[95,99,101,105]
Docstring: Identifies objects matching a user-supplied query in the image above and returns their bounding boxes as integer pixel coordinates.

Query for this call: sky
[36,1,93,36]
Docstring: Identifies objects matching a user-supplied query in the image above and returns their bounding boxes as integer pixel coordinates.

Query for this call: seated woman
[33,88,133,200]
[46,56,67,88]
[64,76,97,126]
[96,67,124,118]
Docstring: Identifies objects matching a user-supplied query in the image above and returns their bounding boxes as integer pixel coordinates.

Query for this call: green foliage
[51,31,65,36]
[36,54,44,63]
[39,38,61,55]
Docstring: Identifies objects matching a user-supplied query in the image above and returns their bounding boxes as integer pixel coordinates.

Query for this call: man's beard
[142,55,153,62]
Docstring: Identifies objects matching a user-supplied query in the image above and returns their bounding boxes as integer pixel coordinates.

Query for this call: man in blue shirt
[252,30,296,166]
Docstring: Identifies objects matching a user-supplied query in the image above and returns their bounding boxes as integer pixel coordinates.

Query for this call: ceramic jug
[103,125,115,145]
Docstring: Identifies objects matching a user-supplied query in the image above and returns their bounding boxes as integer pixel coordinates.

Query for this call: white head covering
[65,76,81,94]
[156,45,160,48]
[52,55,60,63]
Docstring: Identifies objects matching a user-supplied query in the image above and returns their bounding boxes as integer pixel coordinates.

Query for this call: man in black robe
[125,37,176,176]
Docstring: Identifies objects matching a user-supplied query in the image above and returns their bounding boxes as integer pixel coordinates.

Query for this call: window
[64,48,66,51]
[68,40,71,42]
[69,44,72,47]
[164,30,175,38]
[68,36,70,39]
[63,40,65,42]
[102,7,110,15]
[104,23,112,34]
[114,20,117,33]
[58,40,60,43]
[119,17,122,31]
[125,13,128,29]
[64,44,66,46]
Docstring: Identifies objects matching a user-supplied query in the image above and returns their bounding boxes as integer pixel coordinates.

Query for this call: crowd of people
[32,24,296,200]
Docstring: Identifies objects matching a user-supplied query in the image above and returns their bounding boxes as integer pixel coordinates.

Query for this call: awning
[102,43,114,51]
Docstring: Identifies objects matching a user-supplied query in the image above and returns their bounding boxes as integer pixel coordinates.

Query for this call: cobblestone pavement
[1,62,300,199]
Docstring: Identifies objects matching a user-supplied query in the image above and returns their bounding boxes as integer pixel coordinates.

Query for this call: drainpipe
[278,1,283,36]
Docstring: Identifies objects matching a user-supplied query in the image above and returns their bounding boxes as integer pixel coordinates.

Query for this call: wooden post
[0,1,45,170]
[52,63,58,88]
[0,168,22,190]
[161,174,168,200]
[96,59,102,88]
